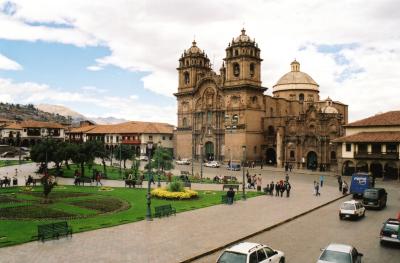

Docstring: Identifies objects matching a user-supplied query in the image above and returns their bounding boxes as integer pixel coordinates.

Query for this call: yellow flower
[151,188,198,200]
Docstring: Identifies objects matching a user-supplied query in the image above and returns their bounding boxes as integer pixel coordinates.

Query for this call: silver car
[317,243,363,263]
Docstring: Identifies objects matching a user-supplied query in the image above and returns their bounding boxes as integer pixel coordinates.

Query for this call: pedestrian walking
[96,172,103,186]
[260,161,263,170]
[279,182,285,197]
[289,164,293,172]
[275,183,280,196]
[247,174,252,189]
[315,182,320,196]
[270,181,274,196]
[337,176,342,192]
[285,182,291,197]
[251,174,257,189]
[227,187,235,205]
[320,175,324,187]
[256,176,262,191]
[342,181,348,195]
[285,173,289,182]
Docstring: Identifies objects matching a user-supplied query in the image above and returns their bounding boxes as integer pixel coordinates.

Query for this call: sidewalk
[0,180,343,263]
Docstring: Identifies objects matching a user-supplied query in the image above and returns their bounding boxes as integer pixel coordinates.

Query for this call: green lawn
[0,186,262,247]
[0,160,31,167]
[49,163,130,180]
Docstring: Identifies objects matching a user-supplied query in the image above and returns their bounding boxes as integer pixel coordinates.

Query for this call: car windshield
[320,250,351,263]
[217,251,247,263]
[341,203,355,210]
[364,190,377,199]
[383,223,399,233]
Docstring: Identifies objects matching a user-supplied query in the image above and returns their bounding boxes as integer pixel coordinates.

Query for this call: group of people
[0,176,17,187]
[264,179,292,197]
[246,171,263,191]
[337,175,349,194]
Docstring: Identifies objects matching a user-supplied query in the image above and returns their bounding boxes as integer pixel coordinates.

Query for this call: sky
[0,0,399,125]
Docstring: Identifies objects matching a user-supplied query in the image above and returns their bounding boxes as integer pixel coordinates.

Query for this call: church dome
[273,60,319,93]
[187,40,202,54]
[234,28,252,43]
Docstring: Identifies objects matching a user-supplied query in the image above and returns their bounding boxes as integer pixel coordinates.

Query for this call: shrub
[167,181,184,192]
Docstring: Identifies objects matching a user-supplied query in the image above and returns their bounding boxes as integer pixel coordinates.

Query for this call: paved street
[194,182,400,263]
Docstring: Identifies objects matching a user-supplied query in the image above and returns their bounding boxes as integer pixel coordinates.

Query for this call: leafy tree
[30,138,57,172]
[63,143,78,170]
[41,173,57,203]
[146,146,174,172]
[70,141,97,177]
[90,140,110,176]
[114,144,134,169]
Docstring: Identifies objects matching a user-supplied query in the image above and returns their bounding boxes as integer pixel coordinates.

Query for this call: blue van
[350,172,372,198]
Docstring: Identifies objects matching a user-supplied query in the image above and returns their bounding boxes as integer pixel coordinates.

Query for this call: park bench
[154,204,176,218]
[222,184,240,191]
[124,179,143,188]
[75,177,92,186]
[37,221,72,242]
[25,178,41,187]
[223,176,237,183]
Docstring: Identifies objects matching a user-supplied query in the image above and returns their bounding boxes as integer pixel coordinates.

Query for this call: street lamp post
[225,114,238,169]
[200,143,203,179]
[191,141,194,177]
[157,141,161,188]
[146,141,153,221]
[119,139,122,179]
[242,145,247,200]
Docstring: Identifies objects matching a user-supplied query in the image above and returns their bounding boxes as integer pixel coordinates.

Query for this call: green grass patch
[0,205,75,219]
[0,160,31,167]
[0,186,262,248]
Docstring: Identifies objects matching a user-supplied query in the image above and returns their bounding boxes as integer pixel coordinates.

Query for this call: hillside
[0,102,70,124]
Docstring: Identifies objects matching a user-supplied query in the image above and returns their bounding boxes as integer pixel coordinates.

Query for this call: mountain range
[36,104,128,125]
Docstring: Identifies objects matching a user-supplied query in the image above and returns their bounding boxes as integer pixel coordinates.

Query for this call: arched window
[182,117,187,127]
[184,72,190,85]
[299,93,304,102]
[330,151,336,160]
[251,96,257,104]
[233,63,240,77]
[250,63,255,77]
[234,49,238,56]
[290,150,295,159]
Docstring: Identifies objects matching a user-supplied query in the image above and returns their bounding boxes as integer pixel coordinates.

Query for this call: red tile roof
[346,111,400,127]
[84,121,174,134]
[332,132,400,143]
[4,120,64,129]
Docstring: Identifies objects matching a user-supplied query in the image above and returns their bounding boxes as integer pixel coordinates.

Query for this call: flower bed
[151,188,198,200]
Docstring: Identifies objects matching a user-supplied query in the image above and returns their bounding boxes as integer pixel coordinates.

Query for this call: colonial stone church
[174,29,348,171]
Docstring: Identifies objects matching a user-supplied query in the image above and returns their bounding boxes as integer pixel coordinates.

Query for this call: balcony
[354,152,399,160]
[121,139,141,145]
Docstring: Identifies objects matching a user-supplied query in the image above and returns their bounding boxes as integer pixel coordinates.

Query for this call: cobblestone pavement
[0,167,344,263]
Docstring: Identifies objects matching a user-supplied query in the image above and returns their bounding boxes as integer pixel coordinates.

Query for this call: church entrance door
[205,141,214,161]
[266,148,276,165]
[306,151,318,170]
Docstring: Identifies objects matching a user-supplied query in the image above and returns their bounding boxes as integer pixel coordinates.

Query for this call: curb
[179,193,350,263]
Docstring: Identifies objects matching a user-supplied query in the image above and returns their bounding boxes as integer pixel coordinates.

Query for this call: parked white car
[217,242,285,263]
[176,158,191,165]
[204,161,220,168]
[317,243,363,263]
[339,200,365,220]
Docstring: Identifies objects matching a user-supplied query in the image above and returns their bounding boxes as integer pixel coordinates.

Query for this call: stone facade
[174,29,348,171]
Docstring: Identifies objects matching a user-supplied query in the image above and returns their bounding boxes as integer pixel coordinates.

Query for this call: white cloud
[0,0,400,122]
[86,65,103,71]
[0,53,22,70]
[0,78,175,124]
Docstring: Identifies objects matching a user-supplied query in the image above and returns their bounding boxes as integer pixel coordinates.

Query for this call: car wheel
[279,257,285,263]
